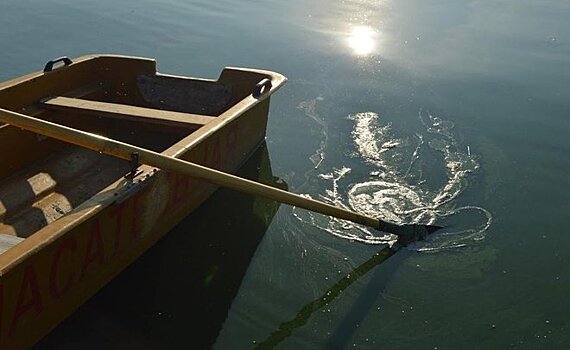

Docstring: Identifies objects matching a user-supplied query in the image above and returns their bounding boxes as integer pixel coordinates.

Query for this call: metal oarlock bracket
[43,56,73,72]
[253,78,272,98]
[126,152,141,179]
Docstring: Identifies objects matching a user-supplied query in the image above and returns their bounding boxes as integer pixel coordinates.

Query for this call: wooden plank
[11,82,110,118]
[43,96,216,129]
[0,234,24,254]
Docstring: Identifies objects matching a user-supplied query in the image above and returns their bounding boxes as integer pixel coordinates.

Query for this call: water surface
[1,0,569,348]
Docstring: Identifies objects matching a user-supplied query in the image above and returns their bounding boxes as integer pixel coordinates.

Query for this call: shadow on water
[323,248,413,350]
[35,142,286,349]
[255,244,412,350]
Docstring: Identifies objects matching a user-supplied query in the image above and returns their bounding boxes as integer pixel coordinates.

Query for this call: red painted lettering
[80,221,105,279]
[109,205,126,255]
[9,265,43,335]
[170,173,190,206]
[130,191,146,240]
[49,237,77,299]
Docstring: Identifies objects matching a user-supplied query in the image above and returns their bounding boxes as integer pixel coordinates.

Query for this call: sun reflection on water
[346,25,379,56]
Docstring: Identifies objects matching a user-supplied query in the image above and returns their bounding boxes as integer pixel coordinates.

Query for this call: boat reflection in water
[36,142,285,349]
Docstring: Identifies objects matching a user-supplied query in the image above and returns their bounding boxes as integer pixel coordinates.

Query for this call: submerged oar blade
[377,221,444,245]
[424,224,444,234]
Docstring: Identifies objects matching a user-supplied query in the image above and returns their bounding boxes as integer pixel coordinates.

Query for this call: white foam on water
[293,100,492,251]
[298,97,327,169]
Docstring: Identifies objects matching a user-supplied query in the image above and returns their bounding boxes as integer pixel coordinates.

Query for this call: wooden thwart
[43,96,216,129]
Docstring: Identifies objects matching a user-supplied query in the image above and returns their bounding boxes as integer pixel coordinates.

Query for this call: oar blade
[377,221,443,245]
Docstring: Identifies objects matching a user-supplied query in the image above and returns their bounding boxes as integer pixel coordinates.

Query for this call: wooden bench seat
[43,96,216,129]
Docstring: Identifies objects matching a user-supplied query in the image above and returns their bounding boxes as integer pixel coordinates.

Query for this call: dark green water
[2,0,569,348]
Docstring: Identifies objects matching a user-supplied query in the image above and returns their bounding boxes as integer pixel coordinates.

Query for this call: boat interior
[0,55,275,249]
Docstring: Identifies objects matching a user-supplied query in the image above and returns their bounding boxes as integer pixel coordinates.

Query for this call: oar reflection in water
[255,242,414,349]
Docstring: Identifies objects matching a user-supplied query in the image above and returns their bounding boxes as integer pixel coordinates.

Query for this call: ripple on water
[293,103,492,251]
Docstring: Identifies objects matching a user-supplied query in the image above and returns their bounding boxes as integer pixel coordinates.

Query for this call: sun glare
[347,25,378,56]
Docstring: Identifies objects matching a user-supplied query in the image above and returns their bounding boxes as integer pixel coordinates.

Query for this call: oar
[0,108,441,241]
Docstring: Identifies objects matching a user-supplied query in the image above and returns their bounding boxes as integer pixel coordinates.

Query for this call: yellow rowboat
[0,54,286,349]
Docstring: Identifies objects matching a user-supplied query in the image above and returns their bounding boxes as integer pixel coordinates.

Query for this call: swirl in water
[294,101,492,251]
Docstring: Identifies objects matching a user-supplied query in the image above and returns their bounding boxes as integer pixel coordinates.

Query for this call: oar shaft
[0,108,381,229]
